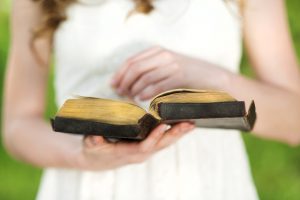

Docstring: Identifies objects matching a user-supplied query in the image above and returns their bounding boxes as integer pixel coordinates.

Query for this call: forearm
[220,71,300,145]
[3,117,82,168]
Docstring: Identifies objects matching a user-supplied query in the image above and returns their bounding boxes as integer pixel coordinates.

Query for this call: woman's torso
[53,0,241,106]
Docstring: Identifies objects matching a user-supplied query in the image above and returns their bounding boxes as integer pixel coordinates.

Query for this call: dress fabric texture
[37,0,258,199]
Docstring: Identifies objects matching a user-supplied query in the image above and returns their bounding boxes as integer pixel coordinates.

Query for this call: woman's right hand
[74,122,195,171]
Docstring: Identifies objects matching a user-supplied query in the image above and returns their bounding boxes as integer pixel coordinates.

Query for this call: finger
[137,78,177,100]
[83,135,106,149]
[111,61,132,89]
[116,61,157,96]
[112,124,167,158]
[127,46,163,63]
[116,54,174,96]
[111,46,163,87]
[155,122,195,151]
[130,65,175,97]
[137,124,169,153]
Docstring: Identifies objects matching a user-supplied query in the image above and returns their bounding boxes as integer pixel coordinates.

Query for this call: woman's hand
[75,122,195,171]
[111,46,230,100]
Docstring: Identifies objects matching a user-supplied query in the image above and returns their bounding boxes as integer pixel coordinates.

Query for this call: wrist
[185,61,233,91]
[60,136,86,170]
[213,68,233,91]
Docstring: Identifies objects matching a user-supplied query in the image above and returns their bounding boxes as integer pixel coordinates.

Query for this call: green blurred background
[1,0,300,199]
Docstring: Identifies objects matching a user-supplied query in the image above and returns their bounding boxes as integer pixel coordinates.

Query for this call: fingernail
[182,124,194,132]
[91,137,98,145]
[138,94,147,101]
[161,124,169,133]
[165,125,171,131]
[187,120,195,125]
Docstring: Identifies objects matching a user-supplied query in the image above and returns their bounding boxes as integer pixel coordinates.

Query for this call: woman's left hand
[111,46,230,100]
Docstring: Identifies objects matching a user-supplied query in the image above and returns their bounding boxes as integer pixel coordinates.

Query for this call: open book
[51,89,256,140]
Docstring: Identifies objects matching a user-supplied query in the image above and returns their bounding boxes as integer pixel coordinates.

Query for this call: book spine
[244,100,257,131]
[158,101,246,120]
[138,114,160,139]
[51,117,142,139]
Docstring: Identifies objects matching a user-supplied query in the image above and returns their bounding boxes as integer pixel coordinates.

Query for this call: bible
[51,89,256,140]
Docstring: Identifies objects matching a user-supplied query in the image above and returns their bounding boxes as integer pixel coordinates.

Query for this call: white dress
[37,0,258,199]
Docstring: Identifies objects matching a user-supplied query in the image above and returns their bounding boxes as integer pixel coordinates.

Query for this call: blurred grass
[0,0,300,199]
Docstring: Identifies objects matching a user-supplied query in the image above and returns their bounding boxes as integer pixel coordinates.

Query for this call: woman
[3,0,300,199]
